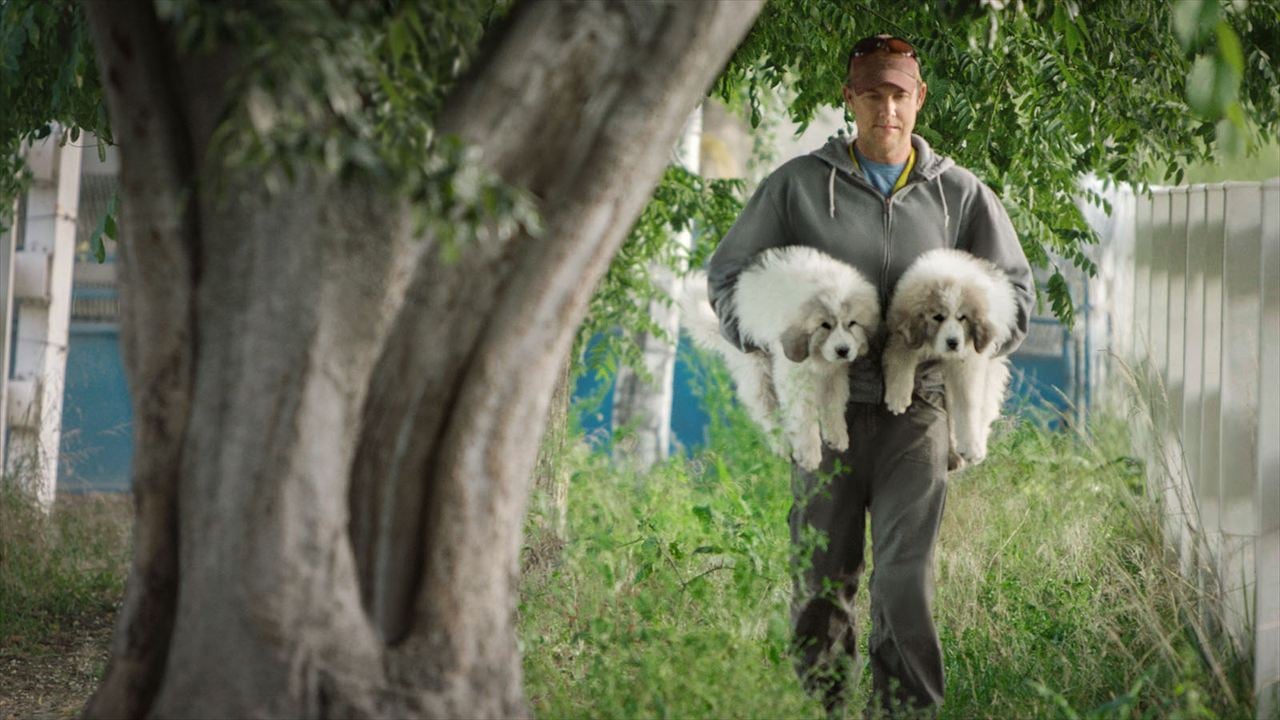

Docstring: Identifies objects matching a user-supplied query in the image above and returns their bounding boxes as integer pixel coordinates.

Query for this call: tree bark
[82,2,199,715]
[84,1,761,717]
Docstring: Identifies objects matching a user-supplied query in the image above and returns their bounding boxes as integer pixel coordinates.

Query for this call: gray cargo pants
[789,390,948,716]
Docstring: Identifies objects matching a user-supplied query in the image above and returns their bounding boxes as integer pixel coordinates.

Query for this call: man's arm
[958,184,1034,356]
[706,175,791,352]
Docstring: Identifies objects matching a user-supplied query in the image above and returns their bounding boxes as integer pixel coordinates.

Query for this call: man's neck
[853,137,912,165]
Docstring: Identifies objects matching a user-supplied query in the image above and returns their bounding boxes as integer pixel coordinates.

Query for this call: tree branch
[347,1,762,714]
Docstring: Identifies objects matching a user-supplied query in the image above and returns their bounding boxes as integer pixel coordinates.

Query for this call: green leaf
[1046,269,1075,328]
[1184,54,1218,118]
[388,17,410,65]
[633,562,652,583]
[1214,21,1244,76]
[88,193,118,264]
[1215,115,1245,159]
[1173,0,1214,51]
[691,505,713,527]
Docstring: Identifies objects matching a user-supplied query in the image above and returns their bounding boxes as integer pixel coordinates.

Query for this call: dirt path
[0,610,114,720]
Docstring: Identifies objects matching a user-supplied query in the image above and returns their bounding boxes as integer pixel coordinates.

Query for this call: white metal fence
[1084,178,1279,718]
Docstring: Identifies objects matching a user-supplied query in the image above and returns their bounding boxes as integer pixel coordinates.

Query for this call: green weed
[520,362,1254,719]
[0,487,131,652]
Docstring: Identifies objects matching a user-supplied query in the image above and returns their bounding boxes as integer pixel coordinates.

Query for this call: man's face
[842,81,926,161]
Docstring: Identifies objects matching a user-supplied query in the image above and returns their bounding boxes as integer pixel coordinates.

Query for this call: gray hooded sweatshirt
[707,133,1034,403]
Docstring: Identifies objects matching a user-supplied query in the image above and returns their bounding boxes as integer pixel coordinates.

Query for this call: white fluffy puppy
[882,248,1017,466]
[682,246,880,470]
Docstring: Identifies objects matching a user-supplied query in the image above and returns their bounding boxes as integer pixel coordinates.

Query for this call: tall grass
[0,487,131,651]
[519,360,1254,719]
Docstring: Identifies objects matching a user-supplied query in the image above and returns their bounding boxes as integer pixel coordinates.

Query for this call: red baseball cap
[847,36,921,93]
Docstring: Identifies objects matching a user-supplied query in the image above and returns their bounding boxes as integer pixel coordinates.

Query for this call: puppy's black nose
[946,338,959,351]
[836,346,849,358]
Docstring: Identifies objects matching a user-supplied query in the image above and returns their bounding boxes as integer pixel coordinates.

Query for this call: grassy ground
[0,380,1254,719]
[0,491,131,719]
[519,368,1254,719]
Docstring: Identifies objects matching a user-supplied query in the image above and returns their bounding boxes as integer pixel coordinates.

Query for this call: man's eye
[821,322,833,330]
[933,314,945,322]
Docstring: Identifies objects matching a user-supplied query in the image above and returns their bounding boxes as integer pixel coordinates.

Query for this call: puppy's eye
[847,321,857,328]
[932,314,945,322]
[820,322,833,330]
[957,315,967,321]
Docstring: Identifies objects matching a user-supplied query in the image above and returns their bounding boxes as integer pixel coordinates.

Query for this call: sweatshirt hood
[811,131,956,221]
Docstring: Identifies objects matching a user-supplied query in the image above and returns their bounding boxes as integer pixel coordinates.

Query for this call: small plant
[0,484,131,652]
[519,355,1256,719]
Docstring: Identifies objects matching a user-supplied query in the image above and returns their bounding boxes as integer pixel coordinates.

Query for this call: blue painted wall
[57,323,133,492]
[574,324,1082,455]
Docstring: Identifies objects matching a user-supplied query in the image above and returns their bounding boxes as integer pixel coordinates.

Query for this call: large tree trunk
[83,1,761,718]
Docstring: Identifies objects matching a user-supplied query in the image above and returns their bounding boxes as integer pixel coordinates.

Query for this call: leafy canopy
[0,1,108,232]
[2,0,1277,342]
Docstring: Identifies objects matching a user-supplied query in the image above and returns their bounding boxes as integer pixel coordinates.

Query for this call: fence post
[1218,183,1263,653]
[1199,185,1228,592]
[1254,178,1279,718]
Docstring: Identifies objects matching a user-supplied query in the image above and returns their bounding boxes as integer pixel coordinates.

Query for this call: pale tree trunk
[611,105,702,467]
[82,2,761,718]
[531,360,573,547]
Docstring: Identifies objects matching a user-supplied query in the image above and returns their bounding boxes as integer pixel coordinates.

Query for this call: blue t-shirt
[852,145,907,197]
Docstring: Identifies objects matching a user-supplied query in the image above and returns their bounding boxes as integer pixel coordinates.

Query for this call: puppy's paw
[825,425,850,452]
[792,438,823,472]
[884,387,913,415]
[947,448,966,472]
[955,440,987,465]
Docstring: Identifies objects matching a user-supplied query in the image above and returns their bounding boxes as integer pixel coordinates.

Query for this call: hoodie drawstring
[828,165,837,218]
[935,174,950,240]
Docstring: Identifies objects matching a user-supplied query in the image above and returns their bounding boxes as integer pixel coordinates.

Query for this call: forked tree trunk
[82,1,761,717]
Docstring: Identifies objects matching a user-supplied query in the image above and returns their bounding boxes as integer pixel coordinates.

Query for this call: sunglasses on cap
[849,35,921,66]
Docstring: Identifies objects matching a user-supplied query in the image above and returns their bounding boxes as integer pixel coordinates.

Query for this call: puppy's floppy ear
[971,316,1000,353]
[903,313,929,349]
[781,324,812,362]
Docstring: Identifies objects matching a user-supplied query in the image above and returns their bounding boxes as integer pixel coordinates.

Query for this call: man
[706,35,1034,715]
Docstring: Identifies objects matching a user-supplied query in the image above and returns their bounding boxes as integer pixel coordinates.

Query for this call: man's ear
[916,81,927,109]
[842,83,856,109]
[781,324,812,363]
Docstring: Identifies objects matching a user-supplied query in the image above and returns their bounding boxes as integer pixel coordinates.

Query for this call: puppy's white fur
[682,246,880,470]
[882,248,1017,466]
